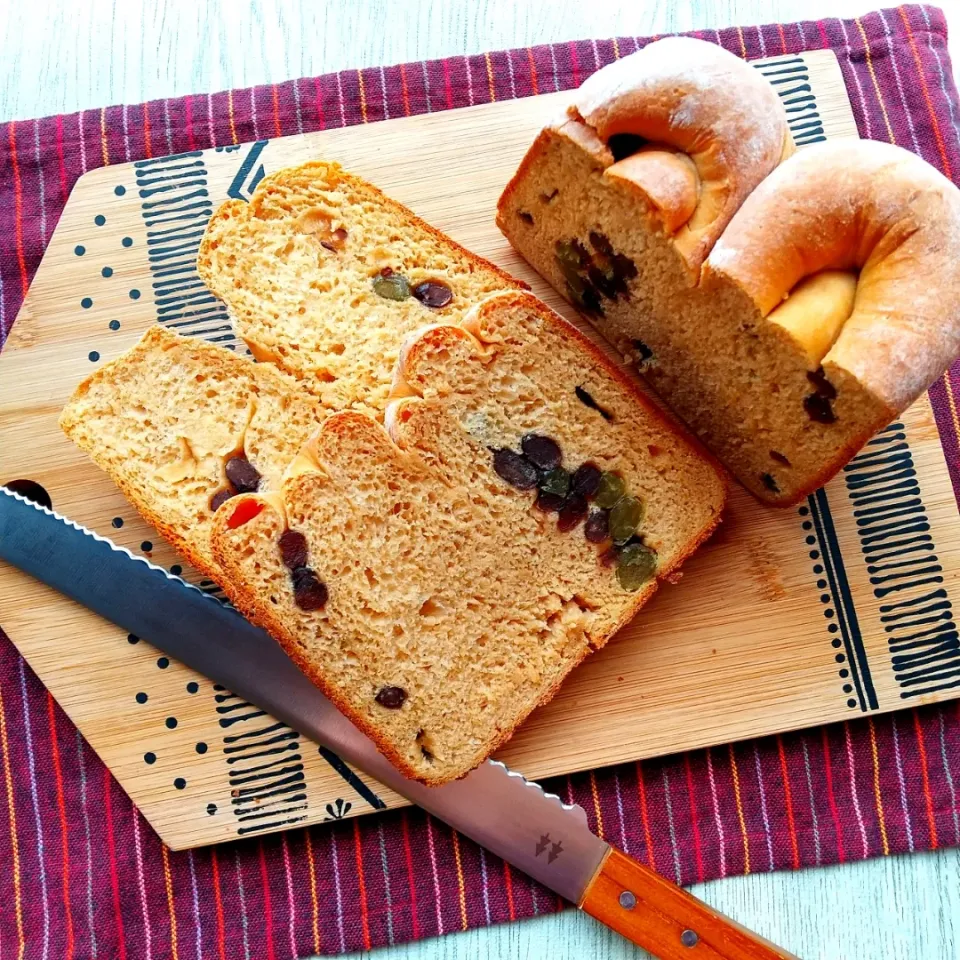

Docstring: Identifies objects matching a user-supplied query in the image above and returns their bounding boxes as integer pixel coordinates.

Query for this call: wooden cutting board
[3,49,959,852]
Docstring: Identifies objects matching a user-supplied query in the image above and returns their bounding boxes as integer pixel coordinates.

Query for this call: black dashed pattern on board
[213,685,310,835]
[752,56,826,145]
[843,423,960,699]
[134,151,238,346]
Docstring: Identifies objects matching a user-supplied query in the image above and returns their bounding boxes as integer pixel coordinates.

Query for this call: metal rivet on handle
[681,929,699,948]
[618,890,636,910]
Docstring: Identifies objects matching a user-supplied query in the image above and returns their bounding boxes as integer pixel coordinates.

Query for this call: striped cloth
[1,4,960,957]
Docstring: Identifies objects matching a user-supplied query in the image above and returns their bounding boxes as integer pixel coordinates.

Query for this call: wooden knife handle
[579,848,798,959]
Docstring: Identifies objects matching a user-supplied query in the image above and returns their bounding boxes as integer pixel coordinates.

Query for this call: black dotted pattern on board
[800,489,879,714]
[799,503,855,710]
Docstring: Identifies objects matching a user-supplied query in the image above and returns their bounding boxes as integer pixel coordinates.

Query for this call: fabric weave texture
[1,4,960,957]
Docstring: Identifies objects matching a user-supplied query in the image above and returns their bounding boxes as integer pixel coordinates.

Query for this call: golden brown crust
[497,50,959,508]
[568,36,790,272]
[706,139,960,413]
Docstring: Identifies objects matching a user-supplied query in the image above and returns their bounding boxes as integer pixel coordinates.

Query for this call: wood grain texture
[2,2,959,959]
[579,849,798,958]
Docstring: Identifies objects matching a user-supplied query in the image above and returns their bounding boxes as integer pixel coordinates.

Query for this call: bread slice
[498,39,960,506]
[59,326,323,578]
[197,161,524,417]
[210,291,726,784]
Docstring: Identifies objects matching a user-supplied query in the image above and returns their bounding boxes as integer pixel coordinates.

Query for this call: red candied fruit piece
[227,498,265,529]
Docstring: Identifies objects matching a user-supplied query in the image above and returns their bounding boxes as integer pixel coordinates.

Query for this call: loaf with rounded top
[198,161,523,418]
[211,291,725,784]
[59,325,323,579]
[566,36,792,274]
[497,36,960,505]
[705,139,960,413]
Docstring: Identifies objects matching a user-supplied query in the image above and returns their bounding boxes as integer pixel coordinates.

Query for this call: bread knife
[0,487,796,959]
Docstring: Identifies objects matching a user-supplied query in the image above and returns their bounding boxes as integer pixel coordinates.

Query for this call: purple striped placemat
[1,4,960,957]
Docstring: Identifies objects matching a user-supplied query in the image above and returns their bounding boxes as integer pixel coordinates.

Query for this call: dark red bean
[292,567,328,611]
[225,455,261,493]
[279,530,309,570]
[375,686,407,709]
[557,494,588,532]
[571,461,602,498]
[492,448,539,490]
[535,490,566,513]
[521,433,562,471]
[412,280,453,308]
[803,393,836,424]
[599,545,620,567]
[584,509,610,543]
[210,488,237,512]
[806,367,836,399]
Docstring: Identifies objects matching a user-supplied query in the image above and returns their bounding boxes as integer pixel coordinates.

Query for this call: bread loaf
[198,161,523,418]
[59,326,323,578]
[498,37,960,505]
[211,291,726,783]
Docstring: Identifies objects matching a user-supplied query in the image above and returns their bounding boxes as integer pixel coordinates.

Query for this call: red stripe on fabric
[399,62,412,116]
[777,736,801,870]
[443,59,454,111]
[683,754,705,882]
[503,862,516,922]
[821,728,846,863]
[142,102,152,158]
[210,849,226,960]
[636,762,657,871]
[55,115,68,203]
[312,76,326,130]
[778,22,788,54]
[400,812,420,939]
[353,818,372,950]
[8,123,29,297]
[527,47,539,95]
[47,693,75,959]
[258,842,276,960]
[898,7,952,177]
[272,84,283,138]
[913,711,939,848]
[567,41,580,87]
[103,768,127,960]
[817,19,830,47]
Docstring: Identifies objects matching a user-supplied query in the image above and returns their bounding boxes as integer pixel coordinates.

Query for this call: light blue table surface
[4,1,959,957]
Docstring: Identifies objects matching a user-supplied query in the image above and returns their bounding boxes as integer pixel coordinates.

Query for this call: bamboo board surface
[2,50,959,851]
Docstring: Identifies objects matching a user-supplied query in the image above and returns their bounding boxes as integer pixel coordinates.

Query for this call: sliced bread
[59,325,323,579]
[210,291,726,784]
[197,161,524,417]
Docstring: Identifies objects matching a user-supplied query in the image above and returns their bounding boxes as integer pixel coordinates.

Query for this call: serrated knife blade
[0,488,796,959]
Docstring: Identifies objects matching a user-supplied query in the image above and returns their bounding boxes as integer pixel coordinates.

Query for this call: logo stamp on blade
[534,833,564,863]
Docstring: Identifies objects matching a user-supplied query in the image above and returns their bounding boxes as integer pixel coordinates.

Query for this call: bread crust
[569,36,791,272]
